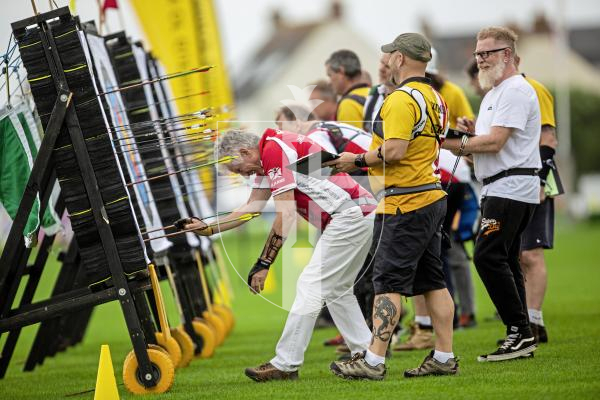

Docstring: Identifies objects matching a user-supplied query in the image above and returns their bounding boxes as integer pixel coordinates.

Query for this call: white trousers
[270,206,374,372]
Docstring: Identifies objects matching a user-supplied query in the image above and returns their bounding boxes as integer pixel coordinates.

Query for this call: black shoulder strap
[372,86,442,143]
[372,105,384,140]
[341,93,366,106]
[363,92,379,132]
[318,122,351,153]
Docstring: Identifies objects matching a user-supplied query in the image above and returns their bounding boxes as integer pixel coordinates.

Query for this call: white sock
[528,309,544,326]
[364,349,385,367]
[433,350,455,364]
[415,315,432,326]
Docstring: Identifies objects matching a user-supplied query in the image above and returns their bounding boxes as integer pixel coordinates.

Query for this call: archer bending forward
[179,128,376,382]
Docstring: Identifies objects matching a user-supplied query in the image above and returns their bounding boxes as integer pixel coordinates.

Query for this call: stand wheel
[192,319,216,358]
[203,311,226,346]
[147,344,169,357]
[213,305,235,333]
[123,348,175,394]
[155,332,182,369]
[171,327,194,368]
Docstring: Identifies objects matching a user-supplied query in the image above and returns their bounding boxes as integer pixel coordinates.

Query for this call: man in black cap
[326,32,458,380]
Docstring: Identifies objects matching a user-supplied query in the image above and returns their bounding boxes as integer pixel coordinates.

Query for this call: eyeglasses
[473,47,509,60]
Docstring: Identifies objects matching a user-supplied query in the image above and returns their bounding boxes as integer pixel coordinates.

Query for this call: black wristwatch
[354,153,368,168]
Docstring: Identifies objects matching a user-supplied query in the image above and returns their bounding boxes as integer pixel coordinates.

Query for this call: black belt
[376,182,443,202]
[482,168,538,186]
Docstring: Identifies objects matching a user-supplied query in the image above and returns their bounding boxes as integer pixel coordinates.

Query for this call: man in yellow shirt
[326,32,458,380]
[516,57,559,344]
[325,50,370,129]
[395,49,478,352]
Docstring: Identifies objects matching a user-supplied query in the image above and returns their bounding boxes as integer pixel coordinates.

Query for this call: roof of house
[431,25,600,76]
[235,9,600,99]
[234,2,346,101]
[234,21,321,100]
[569,27,600,68]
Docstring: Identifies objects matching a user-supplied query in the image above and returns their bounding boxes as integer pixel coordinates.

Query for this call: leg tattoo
[372,295,398,344]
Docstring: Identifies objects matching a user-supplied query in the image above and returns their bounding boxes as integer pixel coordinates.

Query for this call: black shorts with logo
[371,198,447,297]
[521,197,555,251]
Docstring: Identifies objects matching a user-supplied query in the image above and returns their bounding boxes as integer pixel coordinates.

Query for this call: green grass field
[1,218,599,399]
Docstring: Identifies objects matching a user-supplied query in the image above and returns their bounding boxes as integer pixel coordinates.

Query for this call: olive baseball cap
[381,33,432,62]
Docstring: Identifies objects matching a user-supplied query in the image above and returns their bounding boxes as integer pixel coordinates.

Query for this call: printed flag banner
[0,104,61,247]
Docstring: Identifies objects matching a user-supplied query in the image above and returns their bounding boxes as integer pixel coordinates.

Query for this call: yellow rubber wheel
[192,319,216,359]
[213,305,234,333]
[171,327,194,368]
[123,348,175,395]
[147,344,169,357]
[215,305,235,329]
[155,332,182,369]
[203,311,226,346]
[210,305,230,332]
[222,306,236,330]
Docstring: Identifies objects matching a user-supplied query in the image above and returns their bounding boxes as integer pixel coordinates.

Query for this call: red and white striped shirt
[257,129,375,230]
[306,122,372,155]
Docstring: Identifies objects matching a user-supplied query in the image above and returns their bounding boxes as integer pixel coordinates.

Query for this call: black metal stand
[0,8,158,387]
[104,34,214,354]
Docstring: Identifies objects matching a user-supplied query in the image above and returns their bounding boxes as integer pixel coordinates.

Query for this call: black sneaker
[531,323,548,343]
[479,333,537,362]
[497,323,549,346]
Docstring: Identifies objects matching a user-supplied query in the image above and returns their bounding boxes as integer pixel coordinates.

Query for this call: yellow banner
[130,0,235,198]
[130,0,234,119]
[196,0,235,123]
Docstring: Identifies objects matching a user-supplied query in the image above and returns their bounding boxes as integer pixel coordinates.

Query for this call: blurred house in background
[234,7,600,127]
[227,8,600,218]
[427,13,600,92]
[233,1,379,129]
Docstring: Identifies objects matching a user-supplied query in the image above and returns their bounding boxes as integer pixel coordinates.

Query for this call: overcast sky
[2,0,600,78]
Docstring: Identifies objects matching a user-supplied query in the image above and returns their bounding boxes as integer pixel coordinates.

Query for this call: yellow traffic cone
[94,344,120,400]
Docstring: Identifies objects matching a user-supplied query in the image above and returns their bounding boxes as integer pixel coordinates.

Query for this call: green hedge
[570,88,600,178]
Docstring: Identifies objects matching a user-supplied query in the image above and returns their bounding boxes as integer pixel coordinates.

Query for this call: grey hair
[326,49,362,78]
[214,129,260,164]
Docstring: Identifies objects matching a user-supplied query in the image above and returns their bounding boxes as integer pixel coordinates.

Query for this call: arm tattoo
[372,295,398,343]
[259,229,286,264]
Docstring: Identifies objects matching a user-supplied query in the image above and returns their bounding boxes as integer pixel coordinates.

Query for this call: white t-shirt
[474,74,541,204]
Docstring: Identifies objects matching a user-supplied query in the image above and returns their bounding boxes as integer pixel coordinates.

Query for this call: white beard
[478,61,506,91]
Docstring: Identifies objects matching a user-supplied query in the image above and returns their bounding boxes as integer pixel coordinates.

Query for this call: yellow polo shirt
[369,77,447,214]
[525,76,556,128]
[439,80,475,129]
[336,85,370,129]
